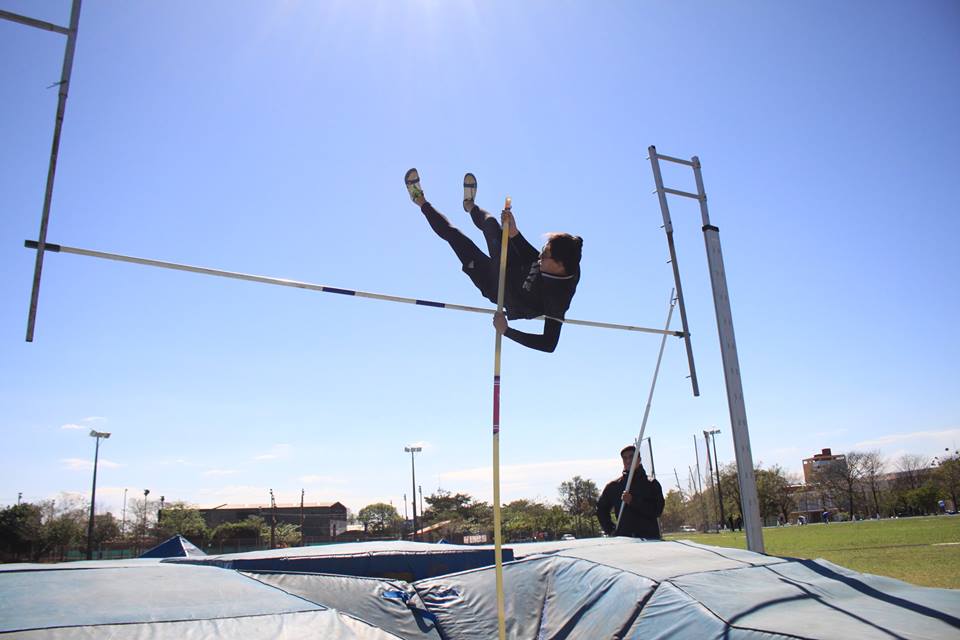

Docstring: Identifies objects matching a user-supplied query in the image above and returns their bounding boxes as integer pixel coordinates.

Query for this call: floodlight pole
[707,428,725,527]
[649,146,765,553]
[405,447,421,541]
[141,489,150,553]
[85,429,110,560]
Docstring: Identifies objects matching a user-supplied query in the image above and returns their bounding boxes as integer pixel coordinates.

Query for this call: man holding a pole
[597,445,665,539]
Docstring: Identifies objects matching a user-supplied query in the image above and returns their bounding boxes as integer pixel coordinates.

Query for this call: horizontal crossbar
[662,187,703,200]
[0,9,70,34]
[25,240,685,337]
[650,152,694,167]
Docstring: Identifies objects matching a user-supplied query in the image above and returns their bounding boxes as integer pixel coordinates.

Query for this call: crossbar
[663,187,703,200]
[25,240,685,337]
[0,9,71,34]
[650,152,694,167]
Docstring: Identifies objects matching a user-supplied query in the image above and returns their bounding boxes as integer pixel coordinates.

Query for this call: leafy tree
[816,453,867,519]
[265,522,301,548]
[934,450,960,511]
[558,476,600,537]
[422,491,476,524]
[659,489,685,532]
[859,450,886,516]
[91,513,121,549]
[0,503,44,561]
[357,503,401,535]
[420,491,493,539]
[156,502,209,545]
[44,512,84,561]
[895,454,931,491]
[212,516,264,545]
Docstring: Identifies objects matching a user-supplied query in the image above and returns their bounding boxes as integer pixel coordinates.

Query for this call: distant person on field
[405,168,582,353]
[596,445,665,539]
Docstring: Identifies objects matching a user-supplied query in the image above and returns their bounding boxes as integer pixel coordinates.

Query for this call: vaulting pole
[615,289,676,532]
[491,196,510,640]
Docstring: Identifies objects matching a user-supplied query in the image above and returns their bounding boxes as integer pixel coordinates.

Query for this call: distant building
[802,448,847,484]
[198,502,348,542]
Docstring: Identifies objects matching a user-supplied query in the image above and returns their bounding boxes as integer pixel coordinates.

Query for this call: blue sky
[2,1,958,518]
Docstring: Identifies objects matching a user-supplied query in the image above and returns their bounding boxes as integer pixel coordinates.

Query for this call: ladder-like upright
[648,146,765,553]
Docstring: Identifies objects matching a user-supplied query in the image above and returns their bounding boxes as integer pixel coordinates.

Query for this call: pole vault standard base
[24,240,685,339]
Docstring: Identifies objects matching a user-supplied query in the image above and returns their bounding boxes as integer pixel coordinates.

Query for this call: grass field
[664,515,960,589]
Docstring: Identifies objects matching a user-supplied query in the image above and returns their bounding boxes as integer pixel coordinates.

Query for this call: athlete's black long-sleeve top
[502,232,579,353]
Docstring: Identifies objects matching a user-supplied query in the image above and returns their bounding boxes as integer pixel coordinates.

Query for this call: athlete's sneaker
[405,168,425,204]
[463,173,477,212]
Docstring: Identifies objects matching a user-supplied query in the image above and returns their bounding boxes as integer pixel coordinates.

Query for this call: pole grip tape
[25,239,61,252]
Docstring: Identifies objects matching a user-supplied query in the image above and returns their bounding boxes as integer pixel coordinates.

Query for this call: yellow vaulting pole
[492,195,511,640]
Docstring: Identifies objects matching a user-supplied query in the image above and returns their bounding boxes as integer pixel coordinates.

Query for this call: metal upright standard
[491,197,511,640]
[648,145,765,553]
[0,1,85,343]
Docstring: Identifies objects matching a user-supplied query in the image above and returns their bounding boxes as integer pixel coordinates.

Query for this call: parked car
[679,525,698,533]
[561,534,576,541]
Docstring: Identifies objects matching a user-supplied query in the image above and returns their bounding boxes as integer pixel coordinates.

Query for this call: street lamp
[705,429,725,528]
[141,489,150,553]
[404,446,422,541]
[86,430,111,560]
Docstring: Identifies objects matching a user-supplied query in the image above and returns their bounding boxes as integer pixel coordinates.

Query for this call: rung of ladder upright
[663,187,703,200]
[650,152,695,167]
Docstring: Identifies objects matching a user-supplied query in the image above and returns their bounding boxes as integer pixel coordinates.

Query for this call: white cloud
[854,428,960,449]
[82,416,106,423]
[61,458,122,471]
[300,475,343,484]
[203,469,238,477]
[60,423,84,430]
[254,443,292,461]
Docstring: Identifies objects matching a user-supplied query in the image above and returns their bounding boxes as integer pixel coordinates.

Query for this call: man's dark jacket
[596,466,665,539]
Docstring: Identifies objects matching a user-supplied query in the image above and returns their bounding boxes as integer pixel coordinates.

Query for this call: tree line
[659,449,959,531]
[5,448,955,561]
[0,495,301,562]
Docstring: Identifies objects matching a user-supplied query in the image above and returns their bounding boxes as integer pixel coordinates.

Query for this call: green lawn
[664,515,960,589]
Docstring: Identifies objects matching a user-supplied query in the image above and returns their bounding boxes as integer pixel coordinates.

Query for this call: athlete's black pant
[421,202,503,304]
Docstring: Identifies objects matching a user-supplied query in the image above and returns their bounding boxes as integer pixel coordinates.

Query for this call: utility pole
[693,436,708,531]
[269,489,277,549]
[300,489,305,546]
[404,446,421,541]
[703,431,716,530]
[86,430,111,560]
[157,496,165,543]
[121,488,127,538]
[141,489,150,554]
[707,428,725,528]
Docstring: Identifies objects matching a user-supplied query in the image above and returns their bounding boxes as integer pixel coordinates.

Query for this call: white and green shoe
[463,172,477,212]
[405,168,425,204]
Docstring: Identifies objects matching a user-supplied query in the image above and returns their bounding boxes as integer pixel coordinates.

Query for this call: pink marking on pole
[493,376,501,434]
